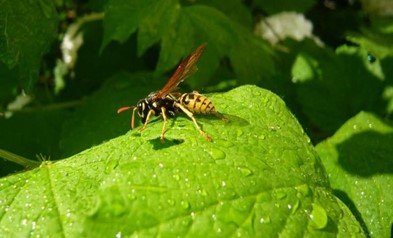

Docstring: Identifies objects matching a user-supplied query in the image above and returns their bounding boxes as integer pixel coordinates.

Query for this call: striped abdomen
[178,92,216,114]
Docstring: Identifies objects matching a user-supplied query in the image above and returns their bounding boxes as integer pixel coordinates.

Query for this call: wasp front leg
[139,109,155,133]
[160,107,168,143]
[174,102,212,142]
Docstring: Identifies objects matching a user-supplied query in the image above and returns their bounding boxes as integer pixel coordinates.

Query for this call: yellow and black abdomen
[178,92,216,114]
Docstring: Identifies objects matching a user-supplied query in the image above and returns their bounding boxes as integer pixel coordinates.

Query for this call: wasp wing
[154,43,207,100]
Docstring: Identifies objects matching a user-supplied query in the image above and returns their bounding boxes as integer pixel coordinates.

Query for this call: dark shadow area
[334,189,370,237]
[336,131,393,176]
[149,138,184,150]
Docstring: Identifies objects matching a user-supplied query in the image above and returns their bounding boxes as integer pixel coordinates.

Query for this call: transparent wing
[154,43,207,100]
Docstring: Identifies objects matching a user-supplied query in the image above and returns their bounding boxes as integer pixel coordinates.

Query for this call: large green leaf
[0,86,364,237]
[103,0,274,88]
[0,0,58,93]
[316,112,393,237]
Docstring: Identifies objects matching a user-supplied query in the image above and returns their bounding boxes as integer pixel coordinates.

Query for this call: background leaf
[0,86,365,237]
[293,45,385,133]
[316,112,393,237]
[103,0,275,89]
[0,0,58,96]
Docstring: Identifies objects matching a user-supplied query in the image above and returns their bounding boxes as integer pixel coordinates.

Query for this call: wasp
[117,43,226,142]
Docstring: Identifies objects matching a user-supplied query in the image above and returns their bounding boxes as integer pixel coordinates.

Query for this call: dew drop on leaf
[172,174,180,181]
[167,199,175,206]
[309,203,328,229]
[104,159,119,174]
[180,200,190,210]
[295,184,310,198]
[237,166,253,177]
[181,217,192,227]
[259,216,271,224]
[274,191,286,200]
[209,147,226,160]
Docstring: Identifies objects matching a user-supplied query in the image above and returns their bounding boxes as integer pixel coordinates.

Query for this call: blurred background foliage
[1,0,393,177]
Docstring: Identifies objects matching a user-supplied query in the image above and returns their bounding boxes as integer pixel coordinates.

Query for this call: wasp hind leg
[174,102,212,142]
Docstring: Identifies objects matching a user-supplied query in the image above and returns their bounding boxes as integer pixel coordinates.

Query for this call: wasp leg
[160,107,168,143]
[139,109,155,133]
[174,102,212,142]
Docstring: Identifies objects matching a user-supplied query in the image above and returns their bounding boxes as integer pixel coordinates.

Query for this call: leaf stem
[6,100,82,113]
[0,149,41,168]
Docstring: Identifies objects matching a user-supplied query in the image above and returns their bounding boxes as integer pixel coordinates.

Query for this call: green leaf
[293,45,385,133]
[193,0,252,27]
[102,0,275,88]
[0,0,58,92]
[0,86,365,237]
[316,111,393,237]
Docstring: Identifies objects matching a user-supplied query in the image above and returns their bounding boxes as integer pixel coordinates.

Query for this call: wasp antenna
[117,106,133,114]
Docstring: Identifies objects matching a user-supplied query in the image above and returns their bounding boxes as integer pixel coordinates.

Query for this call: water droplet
[181,218,192,227]
[158,163,164,168]
[31,221,36,230]
[190,212,195,220]
[197,189,208,196]
[237,166,253,177]
[295,184,310,198]
[173,174,180,181]
[209,147,226,160]
[274,191,286,200]
[259,216,271,224]
[221,181,226,187]
[181,200,190,210]
[212,213,217,221]
[309,203,328,229]
[104,160,119,174]
[21,218,28,226]
[167,199,175,206]
[116,231,122,238]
